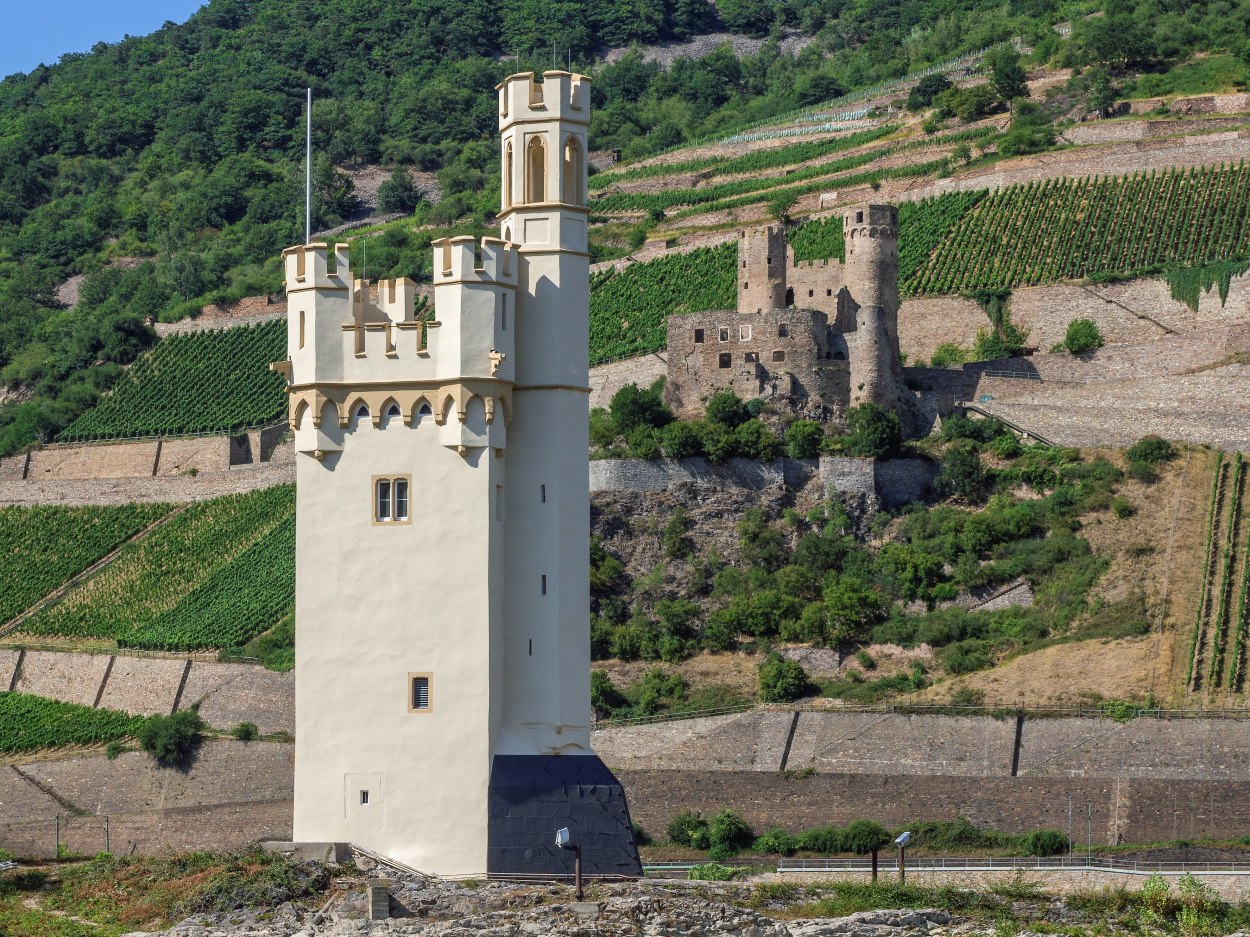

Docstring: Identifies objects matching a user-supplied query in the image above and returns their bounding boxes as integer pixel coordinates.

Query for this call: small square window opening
[773,350,786,362]
[739,325,751,341]
[693,329,705,344]
[718,352,732,368]
[719,328,730,342]
[778,323,789,337]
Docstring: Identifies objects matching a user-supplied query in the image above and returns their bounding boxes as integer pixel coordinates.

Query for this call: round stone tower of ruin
[737,225,788,313]
[844,203,904,410]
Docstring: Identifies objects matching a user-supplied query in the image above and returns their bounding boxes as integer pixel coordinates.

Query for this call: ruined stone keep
[665,205,909,420]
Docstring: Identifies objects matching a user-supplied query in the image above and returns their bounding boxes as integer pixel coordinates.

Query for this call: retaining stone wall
[589,457,792,494]
[588,353,669,411]
[178,662,294,736]
[0,461,294,507]
[1059,117,1249,145]
[0,649,19,690]
[156,436,234,476]
[14,650,112,707]
[25,441,158,481]
[96,657,187,717]
[1017,717,1250,781]
[785,712,1018,777]
[591,711,794,772]
[899,275,1250,363]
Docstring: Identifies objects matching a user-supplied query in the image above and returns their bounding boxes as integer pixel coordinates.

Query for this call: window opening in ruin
[827,289,833,296]
[778,323,789,337]
[525,136,546,203]
[745,352,758,363]
[773,350,785,362]
[785,287,794,306]
[375,476,411,523]
[410,674,431,711]
[856,211,863,223]
[719,352,732,368]
[563,137,583,205]
[694,329,704,344]
[719,328,730,342]
[808,289,814,298]
[739,325,751,341]
[743,282,748,290]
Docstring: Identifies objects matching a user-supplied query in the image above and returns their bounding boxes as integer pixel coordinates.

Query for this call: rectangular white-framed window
[409,673,432,712]
[739,325,752,341]
[373,475,412,525]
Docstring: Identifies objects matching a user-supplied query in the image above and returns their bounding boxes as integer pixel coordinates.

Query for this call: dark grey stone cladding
[486,755,642,878]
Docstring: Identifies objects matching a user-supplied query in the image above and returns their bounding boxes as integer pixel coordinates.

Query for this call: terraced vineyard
[0,692,146,753]
[0,503,171,624]
[20,485,295,651]
[58,319,287,442]
[909,164,1250,294]
[1189,452,1250,694]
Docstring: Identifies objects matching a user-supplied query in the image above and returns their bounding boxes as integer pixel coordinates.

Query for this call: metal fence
[777,855,1250,876]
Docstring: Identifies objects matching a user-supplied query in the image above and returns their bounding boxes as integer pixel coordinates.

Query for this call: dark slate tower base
[486,755,642,877]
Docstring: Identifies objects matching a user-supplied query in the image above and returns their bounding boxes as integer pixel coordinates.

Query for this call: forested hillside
[1,0,1248,456]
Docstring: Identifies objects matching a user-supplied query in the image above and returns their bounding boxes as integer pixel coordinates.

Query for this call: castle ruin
[665,205,910,422]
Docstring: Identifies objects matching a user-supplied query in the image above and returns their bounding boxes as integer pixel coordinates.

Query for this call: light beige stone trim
[513,384,592,394]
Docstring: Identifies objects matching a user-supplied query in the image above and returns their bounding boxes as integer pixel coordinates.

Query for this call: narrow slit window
[299,310,306,349]
[360,790,370,805]
[410,674,431,711]
[501,294,508,330]
[528,639,533,656]
[541,575,547,595]
[540,484,547,503]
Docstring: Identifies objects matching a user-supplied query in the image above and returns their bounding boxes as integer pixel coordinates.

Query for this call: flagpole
[305,87,312,244]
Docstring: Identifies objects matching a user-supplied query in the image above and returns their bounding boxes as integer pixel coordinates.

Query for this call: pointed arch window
[525,136,546,203]
[504,141,514,208]
[562,136,583,206]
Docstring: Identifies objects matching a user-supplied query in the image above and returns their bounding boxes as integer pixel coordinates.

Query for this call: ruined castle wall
[788,258,845,321]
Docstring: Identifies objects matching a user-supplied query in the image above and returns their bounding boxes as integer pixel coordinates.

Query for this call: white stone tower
[279,72,639,878]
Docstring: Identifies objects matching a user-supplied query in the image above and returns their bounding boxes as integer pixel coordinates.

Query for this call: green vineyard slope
[0,503,171,624]
[58,320,287,442]
[910,164,1250,294]
[0,692,146,753]
[21,485,295,647]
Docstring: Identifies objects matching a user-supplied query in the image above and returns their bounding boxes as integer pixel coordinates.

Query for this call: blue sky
[2,1,206,78]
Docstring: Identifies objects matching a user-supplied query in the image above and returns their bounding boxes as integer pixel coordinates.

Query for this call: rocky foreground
[115,868,1232,937]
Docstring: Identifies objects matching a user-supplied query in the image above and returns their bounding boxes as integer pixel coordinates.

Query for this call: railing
[981,370,1043,381]
[594,701,756,729]
[778,855,1250,875]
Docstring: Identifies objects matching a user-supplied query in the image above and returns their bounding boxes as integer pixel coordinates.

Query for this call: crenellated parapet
[497,71,591,128]
[274,237,518,459]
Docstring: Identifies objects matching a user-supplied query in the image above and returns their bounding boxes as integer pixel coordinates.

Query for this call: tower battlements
[432,236,518,287]
[497,71,591,127]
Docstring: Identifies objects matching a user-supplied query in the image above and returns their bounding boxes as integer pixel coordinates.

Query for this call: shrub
[786,420,824,458]
[1128,460,1159,483]
[1061,318,1103,355]
[845,403,902,458]
[758,653,811,702]
[929,342,968,368]
[709,809,755,855]
[854,649,876,670]
[661,507,694,560]
[661,420,704,459]
[610,382,671,435]
[590,670,626,718]
[105,741,126,760]
[631,821,652,846]
[696,420,736,463]
[991,433,1022,460]
[1111,496,1134,519]
[231,721,259,742]
[706,391,751,428]
[1126,436,1175,464]
[687,862,743,881]
[376,167,422,213]
[734,419,780,461]
[626,426,662,459]
[138,709,205,767]
[908,74,953,111]
[753,827,799,856]
[842,819,892,858]
[667,810,710,848]
[1022,828,1069,857]
[589,408,618,449]
[935,443,989,501]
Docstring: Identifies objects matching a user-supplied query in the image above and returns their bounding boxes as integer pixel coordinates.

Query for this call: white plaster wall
[292,416,504,874]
